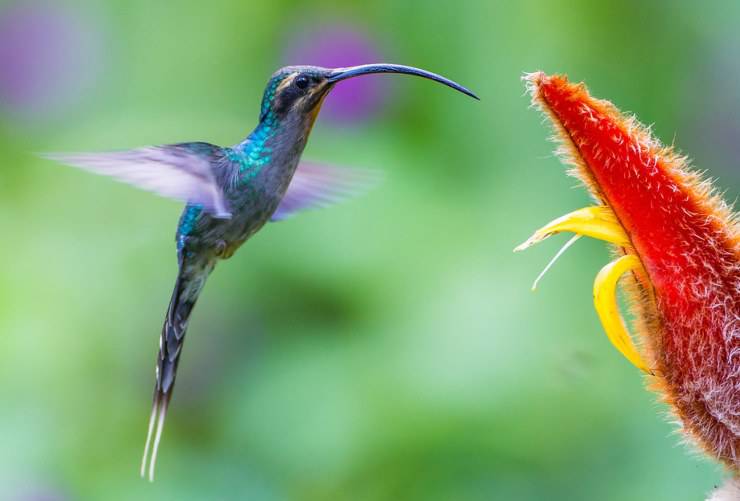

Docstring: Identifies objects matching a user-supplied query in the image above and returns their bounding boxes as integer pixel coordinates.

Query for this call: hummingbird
[44,64,478,480]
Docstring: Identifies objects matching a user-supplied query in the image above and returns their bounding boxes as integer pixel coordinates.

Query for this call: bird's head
[258,64,478,124]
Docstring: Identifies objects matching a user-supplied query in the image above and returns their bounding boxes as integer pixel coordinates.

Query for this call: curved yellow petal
[593,254,652,374]
[514,206,630,252]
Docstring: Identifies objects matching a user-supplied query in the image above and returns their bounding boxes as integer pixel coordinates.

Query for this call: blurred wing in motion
[272,162,382,221]
[42,143,230,217]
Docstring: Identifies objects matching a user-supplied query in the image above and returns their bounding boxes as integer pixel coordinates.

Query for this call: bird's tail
[140,259,214,481]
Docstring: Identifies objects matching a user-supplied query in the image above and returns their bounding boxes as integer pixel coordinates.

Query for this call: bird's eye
[294,75,310,90]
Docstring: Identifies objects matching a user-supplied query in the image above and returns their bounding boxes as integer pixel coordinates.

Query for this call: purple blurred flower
[0,2,102,123]
[283,23,389,124]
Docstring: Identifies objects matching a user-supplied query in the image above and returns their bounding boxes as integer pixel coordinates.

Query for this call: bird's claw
[215,240,226,256]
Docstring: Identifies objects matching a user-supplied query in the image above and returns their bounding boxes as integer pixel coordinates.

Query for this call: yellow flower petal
[593,254,652,374]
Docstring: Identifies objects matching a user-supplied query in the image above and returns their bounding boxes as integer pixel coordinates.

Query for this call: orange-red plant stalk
[522,72,739,472]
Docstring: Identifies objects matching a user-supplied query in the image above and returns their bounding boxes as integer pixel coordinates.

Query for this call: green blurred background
[0,1,738,500]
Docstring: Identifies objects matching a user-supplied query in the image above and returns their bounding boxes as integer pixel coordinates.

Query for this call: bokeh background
[0,1,738,500]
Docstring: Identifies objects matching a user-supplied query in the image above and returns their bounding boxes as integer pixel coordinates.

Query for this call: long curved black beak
[327,64,479,100]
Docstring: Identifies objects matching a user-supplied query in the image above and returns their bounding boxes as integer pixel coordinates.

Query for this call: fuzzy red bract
[527,72,740,470]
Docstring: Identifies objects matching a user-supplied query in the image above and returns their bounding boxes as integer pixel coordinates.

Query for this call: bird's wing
[41,143,230,217]
[271,162,382,221]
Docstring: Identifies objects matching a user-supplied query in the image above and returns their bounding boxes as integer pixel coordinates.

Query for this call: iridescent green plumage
[44,63,478,480]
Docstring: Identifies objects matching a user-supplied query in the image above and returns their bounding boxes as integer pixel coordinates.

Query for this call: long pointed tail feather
[141,261,213,481]
[141,391,169,481]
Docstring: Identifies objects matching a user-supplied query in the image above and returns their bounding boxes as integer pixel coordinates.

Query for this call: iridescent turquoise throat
[177,112,280,252]
[230,110,279,181]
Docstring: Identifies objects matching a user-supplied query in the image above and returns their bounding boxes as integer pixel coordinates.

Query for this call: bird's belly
[219,215,268,258]
[198,193,281,259]
[179,155,297,260]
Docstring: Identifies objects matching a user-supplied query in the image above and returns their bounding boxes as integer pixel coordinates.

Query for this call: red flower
[518,72,740,471]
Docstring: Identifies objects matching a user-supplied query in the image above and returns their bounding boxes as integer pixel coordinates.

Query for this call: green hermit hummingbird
[44,64,478,480]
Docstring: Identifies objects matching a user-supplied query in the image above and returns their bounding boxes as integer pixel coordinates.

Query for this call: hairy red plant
[518,72,740,473]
